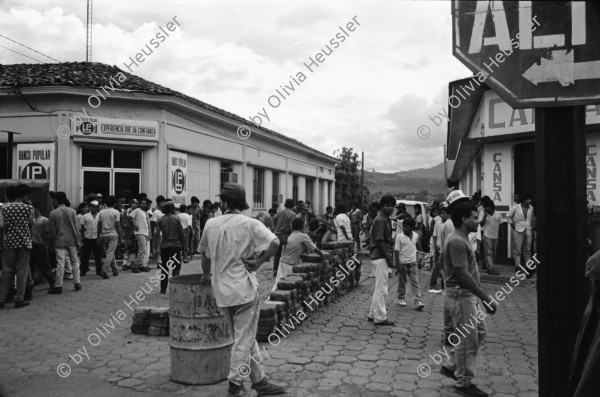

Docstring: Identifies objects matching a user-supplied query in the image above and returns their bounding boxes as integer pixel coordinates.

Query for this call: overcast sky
[1,0,472,172]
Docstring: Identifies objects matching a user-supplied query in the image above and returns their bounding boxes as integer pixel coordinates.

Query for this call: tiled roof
[0,62,335,161]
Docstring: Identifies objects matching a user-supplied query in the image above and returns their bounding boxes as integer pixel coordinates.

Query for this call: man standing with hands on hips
[439,202,497,397]
[199,183,287,397]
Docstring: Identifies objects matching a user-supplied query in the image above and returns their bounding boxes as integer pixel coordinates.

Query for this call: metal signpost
[452,2,598,395]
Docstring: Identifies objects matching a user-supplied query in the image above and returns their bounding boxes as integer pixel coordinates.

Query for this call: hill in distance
[364,162,446,199]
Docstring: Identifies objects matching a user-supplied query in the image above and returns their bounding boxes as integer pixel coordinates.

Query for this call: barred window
[253,168,265,209]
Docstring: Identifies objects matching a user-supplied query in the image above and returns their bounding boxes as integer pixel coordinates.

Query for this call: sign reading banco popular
[72,116,158,141]
[16,143,55,189]
[168,150,187,204]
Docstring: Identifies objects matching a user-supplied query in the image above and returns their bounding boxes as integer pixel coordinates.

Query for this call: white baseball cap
[446,190,470,206]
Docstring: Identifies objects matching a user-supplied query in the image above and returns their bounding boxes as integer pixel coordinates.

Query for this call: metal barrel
[169,274,233,385]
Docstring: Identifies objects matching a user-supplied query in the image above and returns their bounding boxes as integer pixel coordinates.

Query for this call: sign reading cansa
[73,116,158,141]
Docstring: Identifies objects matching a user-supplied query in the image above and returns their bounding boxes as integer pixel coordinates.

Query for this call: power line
[0,44,45,63]
[0,34,61,63]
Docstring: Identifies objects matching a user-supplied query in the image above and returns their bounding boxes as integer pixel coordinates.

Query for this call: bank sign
[73,116,158,141]
[16,143,55,189]
[168,150,187,204]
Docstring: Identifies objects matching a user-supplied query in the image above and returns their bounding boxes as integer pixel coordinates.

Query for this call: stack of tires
[257,302,281,343]
[257,246,363,340]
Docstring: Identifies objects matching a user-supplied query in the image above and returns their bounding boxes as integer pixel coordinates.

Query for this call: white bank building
[0,62,336,215]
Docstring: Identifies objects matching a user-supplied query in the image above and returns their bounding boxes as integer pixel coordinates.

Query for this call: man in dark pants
[0,184,34,308]
[155,201,186,294]
[80,201,102,276]
[272,199,296,277]
[29,202,55,291]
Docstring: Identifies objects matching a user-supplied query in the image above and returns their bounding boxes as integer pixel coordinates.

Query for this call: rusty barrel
[169,274,233,385]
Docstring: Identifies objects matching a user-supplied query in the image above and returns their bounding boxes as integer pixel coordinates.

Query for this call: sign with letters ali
[453,1,600,108]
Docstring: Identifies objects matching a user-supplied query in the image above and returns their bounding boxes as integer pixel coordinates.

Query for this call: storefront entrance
[81,148,142,202]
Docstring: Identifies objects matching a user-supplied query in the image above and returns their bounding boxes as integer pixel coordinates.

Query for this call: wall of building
[0,91,336,213]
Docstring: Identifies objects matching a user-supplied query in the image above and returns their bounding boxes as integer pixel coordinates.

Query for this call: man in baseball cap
[199,183,286,396]
[217,183,250,210]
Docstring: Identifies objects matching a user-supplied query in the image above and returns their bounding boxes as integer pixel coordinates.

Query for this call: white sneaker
[416,301,425,310]
[397,299,407,306]
[428,288,442,294]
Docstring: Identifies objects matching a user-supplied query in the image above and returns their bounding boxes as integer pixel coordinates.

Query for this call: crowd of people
[2,180,541,397]
[0,185,228,307]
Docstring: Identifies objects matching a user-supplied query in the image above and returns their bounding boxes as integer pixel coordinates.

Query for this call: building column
[286,173,293,200]
[245,165,254,215]
[265,169,273,209]
[330,181,335,206]
[314,178,321,215]
[298,176,306,202]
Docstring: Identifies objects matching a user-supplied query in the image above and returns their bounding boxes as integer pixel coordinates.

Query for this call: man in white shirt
[506,193,534,272]
[129,198,151,273]
[199,183,286,397]
[333,204,353,245]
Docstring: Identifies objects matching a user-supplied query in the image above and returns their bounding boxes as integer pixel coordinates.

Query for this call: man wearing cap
[95,193,105,210]
[199,183,287,397]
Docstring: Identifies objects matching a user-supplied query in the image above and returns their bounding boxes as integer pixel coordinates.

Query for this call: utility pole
[360,151,364,214]
[86,0,93,62]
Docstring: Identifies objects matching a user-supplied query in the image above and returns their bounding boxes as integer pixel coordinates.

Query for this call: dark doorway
[514,142,536,204]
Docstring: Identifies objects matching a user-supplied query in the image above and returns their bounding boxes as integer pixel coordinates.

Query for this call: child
[395,217,424,309]
[272,218,323,291]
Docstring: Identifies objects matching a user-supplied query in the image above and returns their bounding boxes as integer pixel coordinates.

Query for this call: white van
[391,200,430,237]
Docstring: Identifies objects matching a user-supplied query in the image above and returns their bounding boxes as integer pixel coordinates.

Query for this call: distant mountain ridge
[364,162,446,198]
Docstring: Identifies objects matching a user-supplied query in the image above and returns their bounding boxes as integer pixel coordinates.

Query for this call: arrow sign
[523,50,600,87]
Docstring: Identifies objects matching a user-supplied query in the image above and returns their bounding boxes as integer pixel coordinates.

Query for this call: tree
[334,147,370,209]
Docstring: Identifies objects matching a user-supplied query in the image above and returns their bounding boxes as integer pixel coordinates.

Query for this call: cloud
[0,0,472,172]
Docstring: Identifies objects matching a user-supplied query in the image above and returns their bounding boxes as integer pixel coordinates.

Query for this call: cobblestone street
[0,255,538,397]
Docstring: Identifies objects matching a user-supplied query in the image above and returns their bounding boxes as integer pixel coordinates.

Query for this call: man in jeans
[439,203,497,397]
[272,199,296,277]
[97,196,122,279]
[0,184,34,308]
[129,198,151,273]
[430,206,449,293]
[367,195,396,326]
[507,193,534,272]
[199,183,286,397]
[48,192,81,294]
